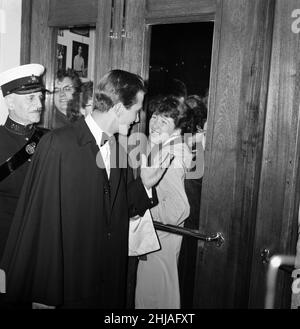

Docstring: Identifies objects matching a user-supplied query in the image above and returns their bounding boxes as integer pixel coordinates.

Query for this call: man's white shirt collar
[85,113,110,148]
[85,113,111,177]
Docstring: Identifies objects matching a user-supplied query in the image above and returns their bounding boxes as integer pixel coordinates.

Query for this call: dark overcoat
[1,118,155,308]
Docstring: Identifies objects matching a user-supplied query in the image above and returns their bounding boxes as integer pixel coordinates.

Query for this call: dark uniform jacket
[0,118,37,259]
[1,117,157,308]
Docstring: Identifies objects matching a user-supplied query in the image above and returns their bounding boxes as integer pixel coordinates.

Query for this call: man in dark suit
[0,69,171,309]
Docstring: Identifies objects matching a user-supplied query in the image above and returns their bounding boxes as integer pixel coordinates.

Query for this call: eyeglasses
[151,114,174,127]
[53,86,74,94]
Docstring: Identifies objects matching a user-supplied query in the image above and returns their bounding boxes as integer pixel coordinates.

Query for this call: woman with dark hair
[135,96,193,309]
[52,68,82,129]
[164,78,187,102]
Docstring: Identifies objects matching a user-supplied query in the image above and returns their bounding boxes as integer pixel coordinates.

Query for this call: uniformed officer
[0,64,47,260]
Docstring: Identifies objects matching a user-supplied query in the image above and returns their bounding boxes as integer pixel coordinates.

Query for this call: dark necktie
[100,132,110,147]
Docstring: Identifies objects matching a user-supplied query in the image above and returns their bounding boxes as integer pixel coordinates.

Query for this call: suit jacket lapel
[95,144,109,183]
[109,167,121,211]
[109,138,122,212]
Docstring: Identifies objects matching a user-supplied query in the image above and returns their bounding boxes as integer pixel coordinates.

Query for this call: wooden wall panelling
[120,1,148,306]
[193,0,275,308]
[121,0,147,138]
[20,0,32,65]
[95,0,113,85]
[122,0,147,163]
[146,0,216,23]
[30,0,57,128]
[139,24,152,136]
[110,0,125,69]
[248,0,300,309]
[48,0,98,27]
[122,0,147,75]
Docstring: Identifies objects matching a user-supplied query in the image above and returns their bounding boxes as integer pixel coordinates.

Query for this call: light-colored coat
[135,135,192,309]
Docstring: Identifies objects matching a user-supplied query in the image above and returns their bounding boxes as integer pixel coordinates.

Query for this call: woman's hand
[140,153,174,189]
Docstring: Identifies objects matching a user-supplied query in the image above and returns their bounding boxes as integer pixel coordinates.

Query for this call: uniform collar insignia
[4,117,35,135]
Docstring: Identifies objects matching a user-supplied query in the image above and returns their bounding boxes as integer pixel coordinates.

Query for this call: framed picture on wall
[57,44,67,71]
[72,41,89,78]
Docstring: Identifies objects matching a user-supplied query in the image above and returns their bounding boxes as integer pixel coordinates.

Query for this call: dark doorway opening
[146,22,214,308]
[148,22,214,99]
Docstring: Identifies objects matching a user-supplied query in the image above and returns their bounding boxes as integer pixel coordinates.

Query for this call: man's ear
[112,102,126,117]
[4,94,15,111]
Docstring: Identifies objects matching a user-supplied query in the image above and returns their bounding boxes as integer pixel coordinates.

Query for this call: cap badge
[31,75,38,82]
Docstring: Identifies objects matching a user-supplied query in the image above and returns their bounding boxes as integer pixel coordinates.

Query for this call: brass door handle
[153,221,225,247]
[260,248,271,264]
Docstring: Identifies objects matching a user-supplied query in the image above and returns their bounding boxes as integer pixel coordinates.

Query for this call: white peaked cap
[0,64,45,97]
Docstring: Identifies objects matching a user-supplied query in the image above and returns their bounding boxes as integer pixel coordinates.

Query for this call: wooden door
[193,0,277,308]
[248,0,300,308]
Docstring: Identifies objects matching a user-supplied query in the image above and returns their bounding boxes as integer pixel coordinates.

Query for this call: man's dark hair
[94,70,146,112]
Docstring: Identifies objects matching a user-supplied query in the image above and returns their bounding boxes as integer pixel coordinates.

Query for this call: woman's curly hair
[149,95,192,135]
[148,94,208,136]
[56,68,82,122]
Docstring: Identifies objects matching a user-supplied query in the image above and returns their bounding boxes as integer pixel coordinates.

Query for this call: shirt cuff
[142,183,158,209]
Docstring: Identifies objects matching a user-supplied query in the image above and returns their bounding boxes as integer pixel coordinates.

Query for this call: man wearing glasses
[52,68,82,129]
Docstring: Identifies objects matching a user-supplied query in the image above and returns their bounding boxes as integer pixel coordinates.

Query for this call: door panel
[248,0,300,308]
[48,0,98,27]
[95,0,113,84]
[110,0,126,69]
[21,0,32,65]
[122,0,146,74]
[194,0,275,308]
[146,0,216,22]
[30,0,57,128]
